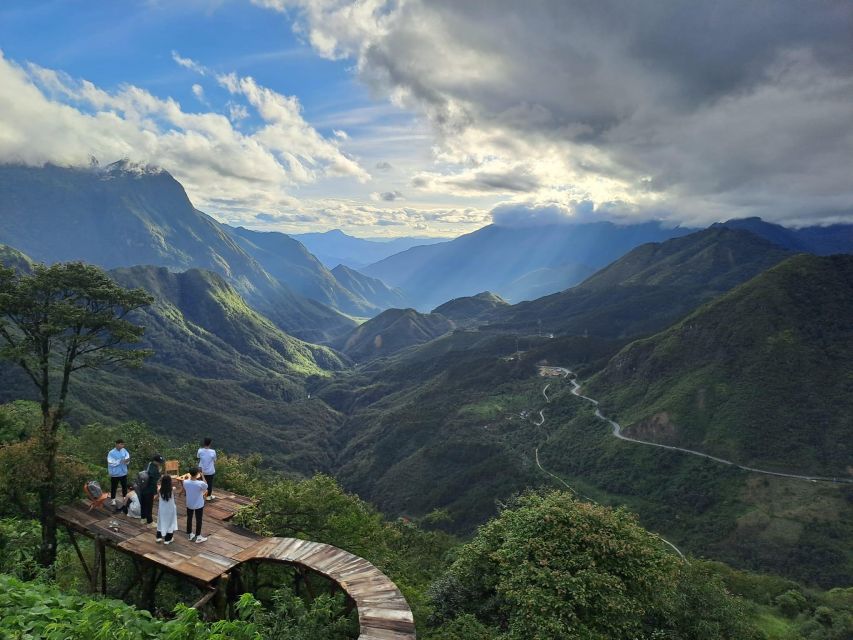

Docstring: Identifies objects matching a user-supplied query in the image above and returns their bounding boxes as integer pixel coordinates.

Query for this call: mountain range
[361,221,692,309]
[486,226,794,339]
[290,229,445,269]
[0,162,403,341]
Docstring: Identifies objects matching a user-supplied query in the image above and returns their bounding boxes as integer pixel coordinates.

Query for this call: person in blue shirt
[182,467,209,543]
[197,438,217,502]
[107,439,130,507]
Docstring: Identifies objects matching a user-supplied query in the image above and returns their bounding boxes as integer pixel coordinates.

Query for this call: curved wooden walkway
[58,489,416,639]
[237,537,415,639]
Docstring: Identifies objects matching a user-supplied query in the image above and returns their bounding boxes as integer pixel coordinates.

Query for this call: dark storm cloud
[272,0,853,225]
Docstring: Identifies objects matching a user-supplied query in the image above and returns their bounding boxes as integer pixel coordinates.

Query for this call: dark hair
[159,475,173,501]
[203,438,212,447]
[115,439,124,445]
[152,454,164,463]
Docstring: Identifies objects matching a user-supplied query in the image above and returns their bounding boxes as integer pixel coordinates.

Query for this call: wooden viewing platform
[57,488,416,639]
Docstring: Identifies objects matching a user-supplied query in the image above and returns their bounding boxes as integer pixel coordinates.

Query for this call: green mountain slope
[335,308,454,361]
[431,291,508,325]
[0,253,346,471]
[490,227,792,338]
[227,226,401,316]
[0,163,355,342]
[330,264,408,310]
[109,266,345,376]
[588,253,853,477]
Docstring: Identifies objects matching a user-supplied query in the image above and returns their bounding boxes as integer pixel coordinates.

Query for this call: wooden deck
[57,489,416,639]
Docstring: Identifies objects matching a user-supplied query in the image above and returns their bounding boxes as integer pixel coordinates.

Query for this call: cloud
[0,49,370,228]
[371,190,404,202]
[247,198,490,235]
[228,103,249,122]
[256,0,853,226]
[490,201,605,228]
[412,162,541,195]
[374,160,393,171]
[191,83,206,102]
[171,51,207,76]
[332,128,348,139]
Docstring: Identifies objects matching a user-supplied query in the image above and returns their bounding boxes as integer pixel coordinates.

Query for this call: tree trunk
[38,412,59,568]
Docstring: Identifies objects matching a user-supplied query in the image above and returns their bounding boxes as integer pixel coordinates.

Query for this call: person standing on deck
[139,454,163,527]
[155,475,177,545]
[183,467,208,543]
[107,439,130,507]
[197,438,217,501]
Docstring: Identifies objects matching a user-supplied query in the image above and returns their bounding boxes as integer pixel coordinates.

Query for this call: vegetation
[0,408,851,638]
[590,254,853,475]
[0,261,153,565]
[335,307,455,360]
[430,490,758,639]
[0,259,347,473]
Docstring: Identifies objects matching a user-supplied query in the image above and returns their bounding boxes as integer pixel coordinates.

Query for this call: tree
[0,262,153,566]
[429,490,758,640]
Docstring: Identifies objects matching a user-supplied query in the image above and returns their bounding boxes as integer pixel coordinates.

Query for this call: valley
[2,163,852,591]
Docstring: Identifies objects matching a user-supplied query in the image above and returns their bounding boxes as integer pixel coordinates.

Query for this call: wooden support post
[139,562,157,612]
[248,561,259,593]
[120,558,142,600]
[213,573,230,620]
[91,536,102,593]
[153,568,165,590]
[192,587,217,611]
[227,566,242,607]
[298,567,316,600]
[65,526,92,585]
[100,540,107,596]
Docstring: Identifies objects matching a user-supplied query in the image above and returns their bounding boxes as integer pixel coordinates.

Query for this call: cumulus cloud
[0,49,369,227]
[374,160,393,171]
[256,0,853,226]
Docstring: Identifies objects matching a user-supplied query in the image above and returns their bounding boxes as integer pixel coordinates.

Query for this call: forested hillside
[589,254,853,475]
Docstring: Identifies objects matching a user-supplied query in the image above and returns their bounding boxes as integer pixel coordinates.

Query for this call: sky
[0,1,851,237]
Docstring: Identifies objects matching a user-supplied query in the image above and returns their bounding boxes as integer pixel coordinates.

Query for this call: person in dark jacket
[139,454,163,526]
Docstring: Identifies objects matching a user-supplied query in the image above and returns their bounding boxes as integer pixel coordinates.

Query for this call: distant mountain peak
[103,158,168,178]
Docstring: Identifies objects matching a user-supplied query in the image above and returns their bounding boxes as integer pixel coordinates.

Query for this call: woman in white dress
[155,475,178,545]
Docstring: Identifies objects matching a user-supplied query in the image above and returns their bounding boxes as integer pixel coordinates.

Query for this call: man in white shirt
[182,467,209,543]
[197,438,217,502]
[106,439,130,507]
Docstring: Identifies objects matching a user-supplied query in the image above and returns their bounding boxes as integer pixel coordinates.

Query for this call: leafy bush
[0,574,262,639]
[429,490,759,640]
[0,519,42,580]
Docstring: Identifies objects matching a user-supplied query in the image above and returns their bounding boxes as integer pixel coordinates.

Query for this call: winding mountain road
[531,372,686,561]
[559,368,853,485]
